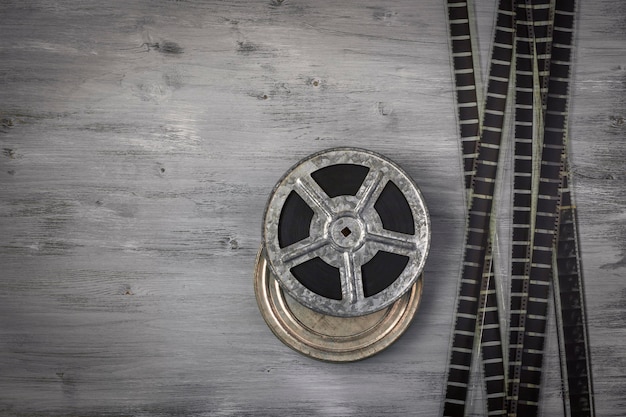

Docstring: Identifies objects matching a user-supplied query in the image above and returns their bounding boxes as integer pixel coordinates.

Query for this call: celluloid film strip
[506,1,594,416]
[526,0,554,105]
[554,169,595,417]
[507,0,551,412]
[447,0,481,191]
[546,2,595,413]
[443,0,515,415]
[446,0,508,415]
[525,1,595,414]
[543,3,594,415]
[477,243,506,415]
[507,0,594,415]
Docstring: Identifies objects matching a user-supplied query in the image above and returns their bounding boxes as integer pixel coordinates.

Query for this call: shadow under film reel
[255,147,431,361]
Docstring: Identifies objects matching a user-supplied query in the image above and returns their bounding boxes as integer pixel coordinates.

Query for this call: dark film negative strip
[549,1,595,414]
[443,0,515,415]
[508,0,585,415]
[527,0,554,104]
[447,0,509,412]
[445,0,594,416]
[507,1,594,416]
[538,1,595,412]
[447,0,481,190]
[445,2,484,412]
[477,242,507,416]
[507,0,549,411]
[554,171,595,417]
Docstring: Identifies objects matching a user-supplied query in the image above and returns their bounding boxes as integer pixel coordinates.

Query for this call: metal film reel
[262,147,430,317]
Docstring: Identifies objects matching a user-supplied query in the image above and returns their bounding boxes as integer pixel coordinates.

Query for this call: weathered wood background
[0,1,624,416]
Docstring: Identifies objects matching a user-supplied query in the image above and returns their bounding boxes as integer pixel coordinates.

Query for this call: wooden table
[1,1,623,415]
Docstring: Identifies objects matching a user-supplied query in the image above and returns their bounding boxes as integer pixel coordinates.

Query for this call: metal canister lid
[254,247,423,362]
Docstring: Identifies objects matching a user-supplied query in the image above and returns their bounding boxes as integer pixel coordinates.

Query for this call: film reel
[255,147,430,361]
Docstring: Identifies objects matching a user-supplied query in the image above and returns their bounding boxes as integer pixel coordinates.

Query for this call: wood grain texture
[0,1,623,416]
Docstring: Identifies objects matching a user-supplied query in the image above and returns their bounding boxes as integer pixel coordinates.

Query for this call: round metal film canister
[262,147,430,317]
[254,247,423,362]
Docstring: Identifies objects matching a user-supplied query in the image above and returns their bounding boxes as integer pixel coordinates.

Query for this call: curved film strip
[443,0,515,415]
[507,0,553,412]
[508,0,595,415]
[554,171,595,417]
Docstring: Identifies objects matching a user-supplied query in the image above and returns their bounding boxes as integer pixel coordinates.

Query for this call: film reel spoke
[341,252,365,304]
[294,176,335,220]
[280,237,331,266]
[366,230,418,258]
[354,170,385,215]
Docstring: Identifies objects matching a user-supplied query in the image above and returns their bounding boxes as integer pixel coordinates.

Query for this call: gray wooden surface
[0,1,624,416]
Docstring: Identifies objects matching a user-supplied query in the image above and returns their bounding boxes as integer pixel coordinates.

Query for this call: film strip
[551,1,595,417]
[447,0,482,192]
[445,0,509,410]
[445,0,594,415]
[446,0,509,415]
[477,242,507,415]
[443,0,515,415]
[543,2,594,414]
[509,1,595,415]
[506,0,553,412]
[554,170,595,417]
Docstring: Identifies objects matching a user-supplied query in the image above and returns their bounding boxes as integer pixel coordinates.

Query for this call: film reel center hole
[329,216,365,250]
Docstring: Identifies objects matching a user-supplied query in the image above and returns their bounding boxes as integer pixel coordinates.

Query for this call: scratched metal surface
[0,1,623,416]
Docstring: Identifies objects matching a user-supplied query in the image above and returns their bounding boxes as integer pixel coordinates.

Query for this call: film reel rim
[262,147,431,317]
[254,247,423,362]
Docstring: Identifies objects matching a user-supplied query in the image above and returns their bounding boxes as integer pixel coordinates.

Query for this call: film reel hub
[328,215,365,250]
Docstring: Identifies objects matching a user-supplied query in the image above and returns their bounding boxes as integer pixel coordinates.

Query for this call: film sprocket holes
[255,147,430,361]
